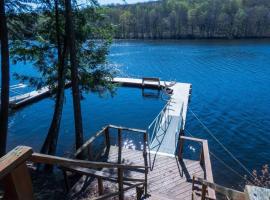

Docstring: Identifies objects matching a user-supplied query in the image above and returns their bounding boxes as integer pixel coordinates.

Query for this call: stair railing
[178,136,216,200]
[192,175,246,200]
[73,124,149,199]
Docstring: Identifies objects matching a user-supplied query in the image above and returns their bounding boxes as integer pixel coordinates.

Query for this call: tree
[105,0,270,39]
[64,0,84,152]
[40,0,68,162]
[0,0,10,157]
[11,0,115,161]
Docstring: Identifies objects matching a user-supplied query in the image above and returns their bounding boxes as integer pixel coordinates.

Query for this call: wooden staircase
[1,126,268,200]
[0,125,149,200]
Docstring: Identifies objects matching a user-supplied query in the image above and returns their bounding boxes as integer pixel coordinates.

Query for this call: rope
[189,109,256,180]
[185,129,255,184]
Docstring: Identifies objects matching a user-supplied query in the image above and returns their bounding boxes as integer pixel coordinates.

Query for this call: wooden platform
[70,146,204,200]
[9,86,51,109]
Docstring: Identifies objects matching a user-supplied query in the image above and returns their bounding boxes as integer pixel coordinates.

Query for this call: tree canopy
[105,0,270,39]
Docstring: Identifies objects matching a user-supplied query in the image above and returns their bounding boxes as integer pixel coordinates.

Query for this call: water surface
[109,39,270,188]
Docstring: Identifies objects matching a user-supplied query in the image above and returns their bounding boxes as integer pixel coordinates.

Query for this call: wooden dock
[1,79,267,200]
[112,77,192,156]
[1,146,260,200]
[9,86,51,109]
[65,125,215,200]
[102,146,205,199]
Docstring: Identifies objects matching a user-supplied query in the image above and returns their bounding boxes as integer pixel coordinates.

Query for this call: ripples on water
[6,39,270,189]
[109,40,270,188]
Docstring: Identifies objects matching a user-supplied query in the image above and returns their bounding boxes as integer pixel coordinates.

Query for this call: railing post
[136,186,144,200]
[97,177,104,195]
[178,137,184,160]
[118,167,124,200]
[104,126,110,149]
[192,176,195,200]
[118,128,122,164]
[143,132,148,196]
[117,128,124,199]
[62,170,70,192]
[201,184,207,200]
[200,145,204,166]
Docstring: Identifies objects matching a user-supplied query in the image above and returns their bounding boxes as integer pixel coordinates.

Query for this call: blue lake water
[4,39,270,188]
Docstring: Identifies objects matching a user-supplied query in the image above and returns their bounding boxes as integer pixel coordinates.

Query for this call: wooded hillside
[105,0,270,39]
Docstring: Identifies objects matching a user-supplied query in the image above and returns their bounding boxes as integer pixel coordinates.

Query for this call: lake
[5,39,270,189]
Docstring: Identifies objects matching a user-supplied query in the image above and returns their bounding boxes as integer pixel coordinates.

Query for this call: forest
[105,0,270,39]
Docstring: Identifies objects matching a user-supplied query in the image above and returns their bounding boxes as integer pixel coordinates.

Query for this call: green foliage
[10,1,116,95]
[105,0,270,39]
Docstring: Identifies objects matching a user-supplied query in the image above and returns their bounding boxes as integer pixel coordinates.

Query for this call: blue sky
[98,0,153,5]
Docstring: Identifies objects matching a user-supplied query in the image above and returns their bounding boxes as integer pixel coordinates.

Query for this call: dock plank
[105,146,204,200]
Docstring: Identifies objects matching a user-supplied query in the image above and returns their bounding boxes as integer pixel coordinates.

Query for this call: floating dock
[9,86,51,109]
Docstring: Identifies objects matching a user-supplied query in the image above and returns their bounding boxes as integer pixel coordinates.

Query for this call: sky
[98,0,153,5]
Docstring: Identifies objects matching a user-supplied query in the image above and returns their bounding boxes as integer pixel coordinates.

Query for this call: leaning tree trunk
[40,0,67,159]
[0,0,10,157]
[64,0,84,154]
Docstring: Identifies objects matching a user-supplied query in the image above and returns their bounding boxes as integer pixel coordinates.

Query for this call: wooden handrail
[30,153,146,170]
[194,176,246,200]
[61,165,145,183]
[71,124,148,200]
[0,146,33,179]
[74,126,108,157]
[75,125,147,158]
[108,124,147,134]
[0,146,34,199]
[178,136,216,200]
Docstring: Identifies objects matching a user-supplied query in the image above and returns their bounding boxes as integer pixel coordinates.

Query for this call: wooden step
[147,192,175,200]
[61,165,145,183]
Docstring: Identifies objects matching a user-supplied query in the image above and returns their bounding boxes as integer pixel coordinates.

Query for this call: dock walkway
[9,86,50,109]
[112,77,192,156]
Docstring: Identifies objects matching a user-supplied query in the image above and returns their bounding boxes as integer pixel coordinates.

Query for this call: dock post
[118,167,124,200]
[143,132,148,196]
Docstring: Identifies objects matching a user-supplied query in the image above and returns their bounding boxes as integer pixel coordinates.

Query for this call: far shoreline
[112,37,270,44]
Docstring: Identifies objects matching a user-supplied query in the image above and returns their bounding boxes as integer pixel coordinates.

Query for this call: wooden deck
[107,146,204,199]
[69,145,205,200]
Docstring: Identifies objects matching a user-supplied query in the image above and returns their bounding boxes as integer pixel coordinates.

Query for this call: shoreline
[112,37,270,42]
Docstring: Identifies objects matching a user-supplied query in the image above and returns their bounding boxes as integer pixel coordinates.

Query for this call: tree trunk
[0,0,10,157]
[64,0,84,153]
[40,0,67,162]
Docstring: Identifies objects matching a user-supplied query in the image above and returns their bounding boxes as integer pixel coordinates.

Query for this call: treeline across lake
[105,0,270,39]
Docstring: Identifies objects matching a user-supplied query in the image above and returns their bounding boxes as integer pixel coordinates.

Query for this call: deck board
[103,146,204,199]
[69,146,204,199]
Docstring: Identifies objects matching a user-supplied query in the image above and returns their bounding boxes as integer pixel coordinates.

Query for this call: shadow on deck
[67,125,215,200]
